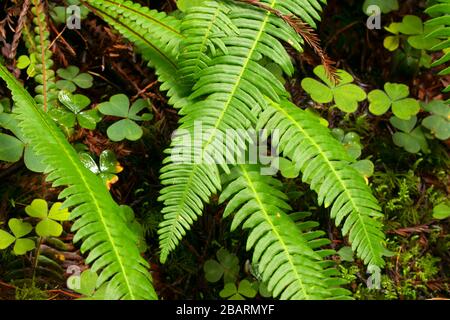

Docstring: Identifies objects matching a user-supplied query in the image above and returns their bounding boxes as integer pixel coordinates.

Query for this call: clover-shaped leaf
[351,159,375,182]
[384,22,402,51]
[0,218,35,255]
[422,100,450,140]
[301,66,366,113]
[79,150,123,189]
[67,269,107,299]
[408,26,441,50]
[25,199,69,237]
[0,99,5,113]
[120,205,147,253]
[108,119,143,142]
[368,83,420,120]
[98,94,153,141]
[204,248,239,283]
[397,15,441,50]
[56,66,93,92]
[390,116,429,154]
[384,35,400,51]
[67,269,97,297]
[432,202,450,220]
[204,259,224,283]
[422,115,450,141]
[50,90,101,130]
[219,280,257,300]
[50,6,67,25]
[51,0,90,25]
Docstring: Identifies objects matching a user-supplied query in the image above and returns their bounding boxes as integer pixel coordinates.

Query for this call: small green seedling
[204,248,239,283]
[368,83,420,120]
[301,66,367,113]
[79,150,123,189]
[389,116,429,154]
[25,199,70,237]
[56,66,94,92]
[0,218,35,255]
[50,90,101,130]
[98,94,153,142]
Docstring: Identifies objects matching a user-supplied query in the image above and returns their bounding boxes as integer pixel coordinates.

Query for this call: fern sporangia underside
[0,64,157,300]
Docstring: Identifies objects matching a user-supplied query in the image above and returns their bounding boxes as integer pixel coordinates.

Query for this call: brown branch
[234,0,338,83]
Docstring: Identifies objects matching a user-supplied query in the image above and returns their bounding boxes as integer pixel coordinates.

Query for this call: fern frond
[257,99,386,268]
[30,0,57,111]
[236,0,326,28]
[178,1,239,87]
[219,164,351,300]
[84,0,190,108]
[0,64,157,300]
[235,0,336,80]
[158,0,324,263]
[425,0,450,92]
[86,0,182,55]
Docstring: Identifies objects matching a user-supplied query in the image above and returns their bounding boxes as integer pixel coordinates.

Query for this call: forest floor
[0,0,448,300]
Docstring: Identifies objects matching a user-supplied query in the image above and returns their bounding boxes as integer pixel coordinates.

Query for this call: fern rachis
[0,64,157,300]
[157,0,318,263]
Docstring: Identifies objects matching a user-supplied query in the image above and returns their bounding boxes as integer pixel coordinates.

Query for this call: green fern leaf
[0,64,157,300]
[178,1,239,86]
